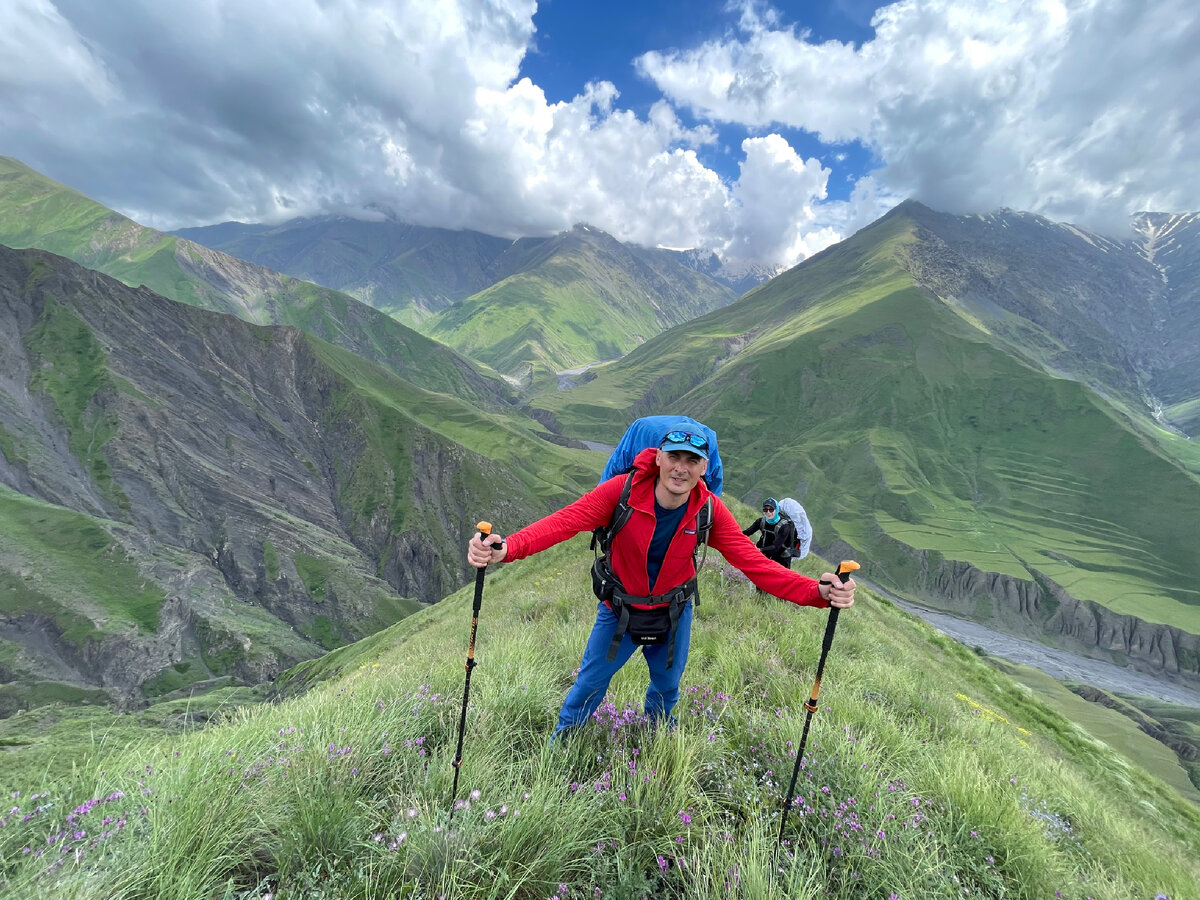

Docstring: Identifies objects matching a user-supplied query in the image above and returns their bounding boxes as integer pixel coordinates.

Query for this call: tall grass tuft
[2,537,1198,898]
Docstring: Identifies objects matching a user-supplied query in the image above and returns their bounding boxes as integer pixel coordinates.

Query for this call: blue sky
[1,1,1196,268]
[521,0,881,202]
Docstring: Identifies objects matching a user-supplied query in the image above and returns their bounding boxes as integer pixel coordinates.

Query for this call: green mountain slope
[532,207,1200,688]
[2,541,1198,898]
[0,156,511,410]
[0,245,599,709]
[174,218,747,361]
[173,216,515,328]
[427,225,737,377]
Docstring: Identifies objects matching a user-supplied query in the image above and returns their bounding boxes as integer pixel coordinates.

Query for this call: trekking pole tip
[477,521,493,535]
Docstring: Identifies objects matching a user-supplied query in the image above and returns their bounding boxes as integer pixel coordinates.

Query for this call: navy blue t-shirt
[647,499,688,591]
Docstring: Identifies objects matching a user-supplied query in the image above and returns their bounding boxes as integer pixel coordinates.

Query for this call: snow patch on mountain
[675,248,780,294]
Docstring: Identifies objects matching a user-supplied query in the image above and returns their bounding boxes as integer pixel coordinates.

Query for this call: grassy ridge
[989,660,1200,803]
[427,230,734,377]
[0,485,163,637]
[532,211,1200,643]
[23,298,129,509]
[1,531,1198,898]
[430,268,654,374]
[0,160,232,314]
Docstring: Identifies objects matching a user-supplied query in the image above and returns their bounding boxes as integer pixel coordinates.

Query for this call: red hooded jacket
[504,448,827,608]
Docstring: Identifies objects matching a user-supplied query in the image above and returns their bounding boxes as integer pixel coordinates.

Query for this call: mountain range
[174,216,743,381]
[533,201,1200,687]
[0,242,606,712]
[0,154,1197,715]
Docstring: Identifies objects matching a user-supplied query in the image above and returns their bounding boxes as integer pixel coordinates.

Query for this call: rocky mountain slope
[0,156,512,411]
[889,202,1196,438]
[1130,212,1200,433]
[174,216,516,328]
[0,245,596,711]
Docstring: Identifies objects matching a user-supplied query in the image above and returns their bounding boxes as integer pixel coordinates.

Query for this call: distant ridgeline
[174,217,742,381]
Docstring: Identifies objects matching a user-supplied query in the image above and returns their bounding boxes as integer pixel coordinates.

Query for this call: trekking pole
[449,521,500,822]
[776,560,861,848]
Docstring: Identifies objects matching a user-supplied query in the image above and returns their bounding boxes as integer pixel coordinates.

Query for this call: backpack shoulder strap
[692,496,714,568]
[592,471,636,556]
[696,497,714,543]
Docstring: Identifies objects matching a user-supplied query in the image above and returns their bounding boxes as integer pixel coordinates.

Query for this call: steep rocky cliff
[0,246,593,710]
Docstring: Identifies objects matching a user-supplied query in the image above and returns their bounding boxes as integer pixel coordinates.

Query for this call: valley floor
[890,594,1200,709]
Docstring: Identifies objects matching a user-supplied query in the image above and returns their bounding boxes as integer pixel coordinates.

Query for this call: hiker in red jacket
[467,425,856,737]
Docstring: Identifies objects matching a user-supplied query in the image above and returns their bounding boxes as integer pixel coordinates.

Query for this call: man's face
[655,448,708,499]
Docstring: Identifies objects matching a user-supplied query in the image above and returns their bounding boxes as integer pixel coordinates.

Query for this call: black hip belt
[611,578,697,609]
[598,569,697,669]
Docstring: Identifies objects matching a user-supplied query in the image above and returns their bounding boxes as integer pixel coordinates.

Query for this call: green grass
[0,421,21,464]
[988,659,1200,804]
[430,273,653,374]
[1,537,1197,898]
[1164,396,1200,435]
[0,680,111,720]
[0,685,265,788]
[262,542,280,582]
[427,237,733,377]
[23,298,129,509]
[0,485,164,636]
[294,554,329,601]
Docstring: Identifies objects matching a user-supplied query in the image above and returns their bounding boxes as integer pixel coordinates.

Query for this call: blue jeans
[554,599,693,736]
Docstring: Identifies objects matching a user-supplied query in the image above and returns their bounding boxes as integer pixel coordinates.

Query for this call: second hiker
[743,497,798,569]
[466,422,856,738]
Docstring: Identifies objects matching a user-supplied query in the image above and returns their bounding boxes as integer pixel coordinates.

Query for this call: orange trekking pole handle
[450,521,500,821]
[777,560,860,847]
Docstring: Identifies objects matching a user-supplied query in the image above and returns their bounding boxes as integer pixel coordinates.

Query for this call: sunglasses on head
[662,430,708,451]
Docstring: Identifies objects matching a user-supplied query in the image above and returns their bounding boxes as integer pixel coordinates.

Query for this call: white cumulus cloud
[638,0,1200,236]
[0,0,859,267]
[0,0,1193,270]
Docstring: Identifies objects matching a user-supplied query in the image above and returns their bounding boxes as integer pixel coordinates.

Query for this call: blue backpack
[598,415,723,495]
